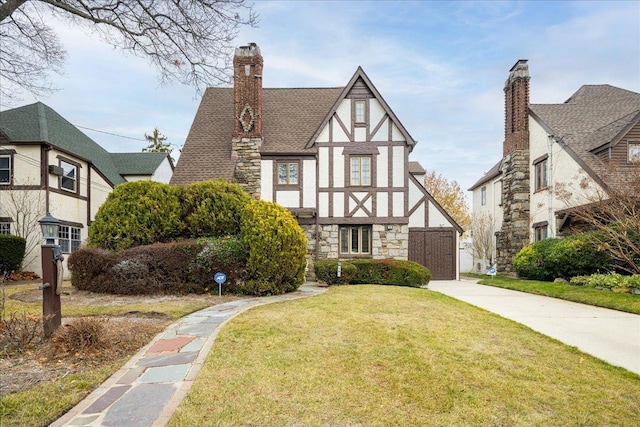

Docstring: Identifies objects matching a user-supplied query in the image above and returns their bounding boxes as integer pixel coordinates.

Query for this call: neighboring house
[0,102,174,277]
[172,43,463,279]
[469,59,640,274]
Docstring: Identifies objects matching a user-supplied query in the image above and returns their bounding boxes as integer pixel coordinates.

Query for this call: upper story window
[354,100,366,123]
[0,154,11,185]
[339,225,371,255]
[59,225,81,253]
[350,156,371,186]
[60,160,77,192]
[534,158,548,191]
[277,162,299,185]
[481,186,487,206]
[629,142,640,162]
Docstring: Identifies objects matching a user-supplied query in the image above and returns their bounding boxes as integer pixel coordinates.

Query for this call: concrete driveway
[428,279,640,375]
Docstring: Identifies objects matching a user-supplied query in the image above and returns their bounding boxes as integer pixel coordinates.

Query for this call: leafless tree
[470,212,495,268]
[557,166,640,274]
[0,184,46,270]
[0,0,257,103]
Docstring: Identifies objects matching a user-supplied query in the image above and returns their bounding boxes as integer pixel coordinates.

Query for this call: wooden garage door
[408,228,456,280]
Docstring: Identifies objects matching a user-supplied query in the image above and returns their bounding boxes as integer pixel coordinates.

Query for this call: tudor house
[0,102,174,277]
[469,60,640,274]
[171,43,463,280]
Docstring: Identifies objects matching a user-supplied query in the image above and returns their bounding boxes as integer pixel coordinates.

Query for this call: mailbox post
[38,213,63,338]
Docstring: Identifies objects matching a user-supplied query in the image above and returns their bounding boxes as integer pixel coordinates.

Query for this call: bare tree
[0,184,46,270]
[0,0,257,103]
[470,212,495,268]
[557,166,640,274]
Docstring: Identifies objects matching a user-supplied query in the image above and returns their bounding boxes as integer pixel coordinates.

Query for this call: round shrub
[89,181,183,251]
[239,200,307,295]
[188,236,248,289]
[546,233,611,280]
[180,180,251,238]
[0,234,26,273]
[314,259,357,285]
[513,238,560,281]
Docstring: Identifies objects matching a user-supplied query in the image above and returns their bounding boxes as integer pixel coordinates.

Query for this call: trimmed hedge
[181,180,251,238]
[89,181,183,251]
[239,200,307,295]
[0,234,26,274]
[513,239,560,281]
[315,259,431,287]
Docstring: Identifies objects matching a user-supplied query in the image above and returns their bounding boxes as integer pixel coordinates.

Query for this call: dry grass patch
[170,285,640,427]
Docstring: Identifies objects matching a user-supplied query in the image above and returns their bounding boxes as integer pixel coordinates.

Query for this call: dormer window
[629,142,640,162]
[354,100,366,123]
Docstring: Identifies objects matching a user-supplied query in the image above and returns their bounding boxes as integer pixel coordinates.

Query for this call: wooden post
[41,245,61,338]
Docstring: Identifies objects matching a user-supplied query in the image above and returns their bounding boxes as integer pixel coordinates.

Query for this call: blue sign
[488,267,497,276]
[214,272,227,284]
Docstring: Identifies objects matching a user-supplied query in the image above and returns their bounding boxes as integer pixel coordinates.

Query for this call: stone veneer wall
[496,150,530,274]
[232,137,261,199]
[299,223,408,261]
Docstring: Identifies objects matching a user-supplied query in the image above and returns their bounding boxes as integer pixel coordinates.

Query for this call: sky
[3,0,639,199]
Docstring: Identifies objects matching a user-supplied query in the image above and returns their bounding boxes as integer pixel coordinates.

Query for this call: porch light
[38,212,60,246]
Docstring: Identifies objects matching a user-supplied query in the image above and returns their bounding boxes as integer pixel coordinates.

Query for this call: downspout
[315,155,320,262]
[548,134,554,237]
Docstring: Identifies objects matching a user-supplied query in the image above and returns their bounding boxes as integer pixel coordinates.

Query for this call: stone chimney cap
[235,43,261,57]
[505,59,530,88]
[509,59,528,72]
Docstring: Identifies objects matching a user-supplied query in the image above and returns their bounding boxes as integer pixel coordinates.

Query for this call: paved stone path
[50,284,326,427]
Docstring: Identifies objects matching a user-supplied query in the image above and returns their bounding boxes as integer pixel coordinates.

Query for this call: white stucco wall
[260,159,273,201]
[276,190,299,207]
[428,204,450,227]
[303,159,316,208]
[149,158,174,183]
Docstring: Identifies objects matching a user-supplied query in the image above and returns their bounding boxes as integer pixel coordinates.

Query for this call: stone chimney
[231,43,263,198]
[496,59,531,275]
[503,59,530,156]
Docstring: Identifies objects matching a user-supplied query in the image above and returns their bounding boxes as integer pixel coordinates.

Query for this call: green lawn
[169,285,640,427]
[465,273,640,314]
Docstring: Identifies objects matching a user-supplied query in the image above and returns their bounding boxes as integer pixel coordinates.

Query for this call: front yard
[169,285,640,426]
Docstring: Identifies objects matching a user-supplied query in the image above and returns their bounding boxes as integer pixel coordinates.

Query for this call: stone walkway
[50,284,327,427]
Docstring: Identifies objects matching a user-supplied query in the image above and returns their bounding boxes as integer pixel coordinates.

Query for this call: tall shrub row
[78,179,307,296]
[513,234,611,281]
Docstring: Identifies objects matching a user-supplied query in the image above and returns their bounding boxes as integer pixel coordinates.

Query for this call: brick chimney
[503,59,530,156]
[496,59,531,275]
[231,43,263,198]
[233,43,263,138]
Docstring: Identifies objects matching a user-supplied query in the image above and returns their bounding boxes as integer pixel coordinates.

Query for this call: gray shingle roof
[171,87,343,185]
[408,161,426,174]
[468,159,503,191]
[0,102,170,186]
[111,152,170,175]
[530,84,640,191]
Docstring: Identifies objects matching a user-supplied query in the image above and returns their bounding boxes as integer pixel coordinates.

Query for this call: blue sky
[4,0,639,196]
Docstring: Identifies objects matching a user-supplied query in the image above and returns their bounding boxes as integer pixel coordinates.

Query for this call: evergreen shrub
[314,259,430,287]
[546,233,611,280]
[89,181,183,251]
[188,236,247,290]
[513,239,560,281]
[0,234,26,273]
[180,180,251,238]
[239,200,307,295]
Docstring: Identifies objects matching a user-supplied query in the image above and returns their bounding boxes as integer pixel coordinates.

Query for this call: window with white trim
[350,156,371,186]
[58,225,81,253]
[277,162,299,185]
[339,225,372,255]
[0,154,11,185]
[60,161,77,192]
[629,142,640,162]
[354,100,366,123]
[481,186,487,206]
[0,222,10,234]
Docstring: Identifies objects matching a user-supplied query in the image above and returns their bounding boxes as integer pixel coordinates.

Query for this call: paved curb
[50,284,327,427]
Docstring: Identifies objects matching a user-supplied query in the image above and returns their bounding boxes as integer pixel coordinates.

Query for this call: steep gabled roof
[305,67,416,149]
[111,152,171,175]
[171,87,343,185]
[468,158,503,191]
[0,102,126,186]
[529,85,640,191]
